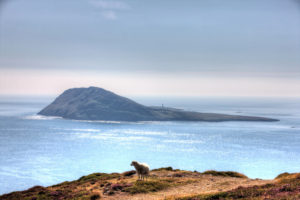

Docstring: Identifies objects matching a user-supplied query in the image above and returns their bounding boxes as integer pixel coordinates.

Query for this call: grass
[275,172,291,179]
[176,173,300,200]
[124,179,173,194]
[202,170,248,178]
[78,172,120,182]
[2,170,300,200]
[176,185,270,200]
[0,172,117,200]
[275,172,300,183]
[0,187,53,200]
[152,167,176,171]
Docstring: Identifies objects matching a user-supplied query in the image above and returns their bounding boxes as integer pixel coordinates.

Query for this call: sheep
[130,161,150,180]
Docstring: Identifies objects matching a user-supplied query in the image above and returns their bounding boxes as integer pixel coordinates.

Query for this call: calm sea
[0,96,300,194]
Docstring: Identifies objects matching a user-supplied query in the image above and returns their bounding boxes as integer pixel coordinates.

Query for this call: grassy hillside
[174,172,300,200]
[1,169,299,200]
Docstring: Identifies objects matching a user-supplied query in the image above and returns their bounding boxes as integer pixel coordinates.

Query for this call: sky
[0,0,299,96]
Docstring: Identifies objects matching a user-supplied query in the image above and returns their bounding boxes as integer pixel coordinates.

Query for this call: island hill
[38,86,278,122]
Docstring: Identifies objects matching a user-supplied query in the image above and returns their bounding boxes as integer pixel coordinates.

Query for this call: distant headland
[38,87,279,122]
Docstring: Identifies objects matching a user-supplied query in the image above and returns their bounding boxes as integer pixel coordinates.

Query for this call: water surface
[0,96,299,194]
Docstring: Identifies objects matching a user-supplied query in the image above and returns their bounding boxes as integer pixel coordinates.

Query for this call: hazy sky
[0,0,299,96]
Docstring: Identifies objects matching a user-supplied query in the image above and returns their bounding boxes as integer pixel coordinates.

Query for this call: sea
[0,95,300,195]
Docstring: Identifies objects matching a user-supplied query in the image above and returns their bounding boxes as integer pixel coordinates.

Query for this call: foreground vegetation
[202,170,248,179]
[175,172,300,200]
[1,168,299,200]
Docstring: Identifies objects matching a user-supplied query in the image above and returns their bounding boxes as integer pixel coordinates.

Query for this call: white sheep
[130,161,150,180]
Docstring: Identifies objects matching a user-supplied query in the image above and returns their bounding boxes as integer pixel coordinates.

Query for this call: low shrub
[152,167,174,171]
[202,170,248,178]
[275,172,291,179]
[124,180,171,194]
[122,170,136,177]
[176,174,300,200]
[78,173,120,182]
[89,193,101,200]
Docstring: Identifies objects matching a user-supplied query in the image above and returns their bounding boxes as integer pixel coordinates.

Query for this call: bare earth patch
[103,170,271,200]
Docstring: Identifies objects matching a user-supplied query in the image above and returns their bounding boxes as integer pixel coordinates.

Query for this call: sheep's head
[130,161,138,166]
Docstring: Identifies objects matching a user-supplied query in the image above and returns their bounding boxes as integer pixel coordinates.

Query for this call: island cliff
[38,87,278,122]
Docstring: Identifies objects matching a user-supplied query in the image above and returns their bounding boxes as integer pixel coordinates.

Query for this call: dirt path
[103,174,272,200]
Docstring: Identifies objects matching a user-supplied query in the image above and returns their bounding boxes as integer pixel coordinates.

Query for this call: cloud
[101,10,117,20]
[90,0,130,10]
[89,0,130,20]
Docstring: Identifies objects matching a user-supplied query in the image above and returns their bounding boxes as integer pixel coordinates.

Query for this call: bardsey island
[38,87,278,122]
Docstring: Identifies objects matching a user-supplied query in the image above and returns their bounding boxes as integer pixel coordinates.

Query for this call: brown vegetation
[174,172,300,200]
[202,170,248,178]
[1,169,299,200]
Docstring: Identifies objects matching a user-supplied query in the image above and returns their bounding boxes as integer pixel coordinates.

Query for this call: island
[38,86,278,122]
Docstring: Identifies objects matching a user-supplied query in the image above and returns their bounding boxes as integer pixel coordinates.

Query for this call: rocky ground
[1,168,299,200]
